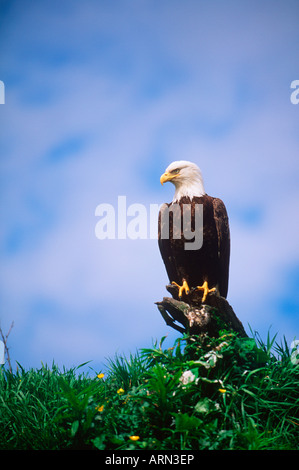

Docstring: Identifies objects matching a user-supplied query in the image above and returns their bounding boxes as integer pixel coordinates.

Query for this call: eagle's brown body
[158,194,230,298]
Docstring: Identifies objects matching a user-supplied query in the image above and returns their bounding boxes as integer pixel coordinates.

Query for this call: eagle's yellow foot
[196,281,216,303]
[172,280,190,298]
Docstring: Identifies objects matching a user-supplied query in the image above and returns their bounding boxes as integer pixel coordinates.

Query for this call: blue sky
[0,0,299,373]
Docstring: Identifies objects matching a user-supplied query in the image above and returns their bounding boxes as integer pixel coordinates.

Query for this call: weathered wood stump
[156,284,247,338]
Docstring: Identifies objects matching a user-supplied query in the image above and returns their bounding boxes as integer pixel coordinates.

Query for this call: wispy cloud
[1,0,298,371]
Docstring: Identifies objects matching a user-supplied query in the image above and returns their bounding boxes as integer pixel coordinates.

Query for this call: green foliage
[0,330,298,450]
[105,350,147,391]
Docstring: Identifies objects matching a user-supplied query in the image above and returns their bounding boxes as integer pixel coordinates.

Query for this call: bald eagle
[158,160,230,303]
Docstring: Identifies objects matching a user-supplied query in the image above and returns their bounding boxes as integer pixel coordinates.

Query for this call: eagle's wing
[158,203,179,284]
[212,198,230,298]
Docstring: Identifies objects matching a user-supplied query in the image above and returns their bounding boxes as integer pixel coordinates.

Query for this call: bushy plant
[0,330,298,450]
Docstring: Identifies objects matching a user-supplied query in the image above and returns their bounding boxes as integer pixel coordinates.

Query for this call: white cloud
[1,0,299,370]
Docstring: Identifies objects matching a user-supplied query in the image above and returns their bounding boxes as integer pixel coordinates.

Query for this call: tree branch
[0,321,14,372]
[156,285,247,338]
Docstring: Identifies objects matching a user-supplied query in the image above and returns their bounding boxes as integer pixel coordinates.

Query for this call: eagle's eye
[171,168,180,175]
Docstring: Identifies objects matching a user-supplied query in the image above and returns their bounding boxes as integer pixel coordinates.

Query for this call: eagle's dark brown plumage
[158,161,230,301]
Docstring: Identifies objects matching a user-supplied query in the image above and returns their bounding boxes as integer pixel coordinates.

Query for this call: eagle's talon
[171,280,190,298]
[196,281,216,303]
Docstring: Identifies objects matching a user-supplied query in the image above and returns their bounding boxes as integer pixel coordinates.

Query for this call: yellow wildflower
[129,435,140,441]
[117,388,125,395]
[95,405,104,412]
[219,388,227,393]
[97,373,105,379]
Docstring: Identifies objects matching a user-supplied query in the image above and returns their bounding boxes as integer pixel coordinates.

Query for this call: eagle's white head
[160,160,205,202]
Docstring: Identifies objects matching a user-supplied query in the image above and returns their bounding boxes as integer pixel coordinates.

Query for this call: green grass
[0,330,298,450]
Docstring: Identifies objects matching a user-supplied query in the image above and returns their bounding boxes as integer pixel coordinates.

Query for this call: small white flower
[203,351,222,368]
[290,340,299,365]
[180,370,196,385]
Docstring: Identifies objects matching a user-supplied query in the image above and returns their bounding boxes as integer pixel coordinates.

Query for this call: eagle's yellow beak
[160,173,169,185]
[160,172,177,185]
